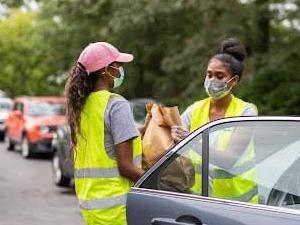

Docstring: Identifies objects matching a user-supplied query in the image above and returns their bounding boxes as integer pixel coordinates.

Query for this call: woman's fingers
[144,113,151,126]
[171,131,182,142]
[171,125,189,135]
[171,125,189,142]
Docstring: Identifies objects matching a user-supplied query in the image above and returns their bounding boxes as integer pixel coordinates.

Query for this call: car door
[58,124,73,176]
[8,102,24,141]
[14,102,25,141]
[127,117,300,225]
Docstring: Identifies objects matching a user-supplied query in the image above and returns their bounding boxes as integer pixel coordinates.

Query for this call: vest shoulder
[191,98,210,109]
[110,93,126,101]
[233,97,258,113]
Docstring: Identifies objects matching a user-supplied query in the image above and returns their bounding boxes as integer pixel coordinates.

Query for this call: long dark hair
[65,62,99,154]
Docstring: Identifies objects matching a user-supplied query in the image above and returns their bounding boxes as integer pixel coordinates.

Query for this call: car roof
[14,96,65,103]
[0,97,13,104]
[129,98,164,106]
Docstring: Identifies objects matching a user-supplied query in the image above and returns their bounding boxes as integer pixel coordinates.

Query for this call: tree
[0,9,62,96]
[1,0,300,115]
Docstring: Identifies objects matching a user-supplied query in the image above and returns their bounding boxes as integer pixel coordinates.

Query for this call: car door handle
[152,215,207,225]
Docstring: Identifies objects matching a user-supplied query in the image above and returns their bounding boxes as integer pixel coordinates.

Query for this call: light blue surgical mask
[103,66,125,89]
[112,66,124,88]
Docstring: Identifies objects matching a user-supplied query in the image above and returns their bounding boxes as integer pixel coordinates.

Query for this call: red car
[6,96,66,158]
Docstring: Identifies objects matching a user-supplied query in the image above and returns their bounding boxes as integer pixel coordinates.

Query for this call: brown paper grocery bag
[142,103,195,193]
[142,103,180,169]
[160,155,195,193]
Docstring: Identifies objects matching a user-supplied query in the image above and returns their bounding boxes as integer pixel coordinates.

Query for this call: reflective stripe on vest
[192,157,255,176]
[74,154,142,178]
[74,90,142,223]
[79,194,127,210]
[210,158,256,179]
[189,95,258,202]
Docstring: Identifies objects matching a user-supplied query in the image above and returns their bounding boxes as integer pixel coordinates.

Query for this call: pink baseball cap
[77,42,134,74]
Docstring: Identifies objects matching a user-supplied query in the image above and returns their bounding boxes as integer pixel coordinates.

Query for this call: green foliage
[0,0,24,8]
[0,9,63,96]
[0,0,300,115]
[239,21,300,115]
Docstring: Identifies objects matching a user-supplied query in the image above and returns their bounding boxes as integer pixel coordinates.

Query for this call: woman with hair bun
[171,38,258,204]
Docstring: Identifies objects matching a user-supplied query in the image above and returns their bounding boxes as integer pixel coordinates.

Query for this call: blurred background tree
[0,0,299,114]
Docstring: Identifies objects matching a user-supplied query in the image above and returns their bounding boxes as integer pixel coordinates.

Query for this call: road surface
[0,143,84,225]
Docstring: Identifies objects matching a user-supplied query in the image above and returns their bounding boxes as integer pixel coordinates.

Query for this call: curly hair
[65,62,99,155]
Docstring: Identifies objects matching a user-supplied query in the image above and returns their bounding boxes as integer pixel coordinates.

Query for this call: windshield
[132,104,147,126]
[27,102,65,117]
[0,103,12,112]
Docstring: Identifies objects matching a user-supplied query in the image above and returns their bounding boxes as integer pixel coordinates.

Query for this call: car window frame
[13,102,24,113]
[0,100,12,111]
[26,101,65,117]
[135,116,300,214]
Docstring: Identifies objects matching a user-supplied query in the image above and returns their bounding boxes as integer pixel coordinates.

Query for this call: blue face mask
[112,66,124,88]
[103,66,125,89]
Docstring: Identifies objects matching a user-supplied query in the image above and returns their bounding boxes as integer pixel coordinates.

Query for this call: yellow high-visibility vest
[74,90,142,225]
[189,95,258,203]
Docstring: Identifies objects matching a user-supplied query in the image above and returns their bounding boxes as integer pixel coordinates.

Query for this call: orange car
[6,96,66,158]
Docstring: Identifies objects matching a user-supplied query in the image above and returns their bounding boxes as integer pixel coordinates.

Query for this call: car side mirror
[14,110,23,118]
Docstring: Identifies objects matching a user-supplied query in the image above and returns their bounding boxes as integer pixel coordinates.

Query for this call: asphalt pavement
[0,143,84,225]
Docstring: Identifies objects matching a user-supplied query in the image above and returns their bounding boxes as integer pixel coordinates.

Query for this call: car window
[208,121,300,210]
[13,102,24,112]
[140,119,300,211]
[129,99,164,127]
[0,102,12,111]
[27,102,65,116]
[131,104,146,126]
[140,133,202,194]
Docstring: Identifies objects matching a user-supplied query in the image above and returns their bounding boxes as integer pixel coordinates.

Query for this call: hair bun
[220,38,246,62]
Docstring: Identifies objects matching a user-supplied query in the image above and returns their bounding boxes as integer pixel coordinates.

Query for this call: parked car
[5,96,66,158]
[51,123,72,187]
[51,112,300,223]
[0,89,7,98]
[52,116,300,223]
[129,98,164,127]
[51,98,163,187]
[0,97,13,141]
[127,116,300,225]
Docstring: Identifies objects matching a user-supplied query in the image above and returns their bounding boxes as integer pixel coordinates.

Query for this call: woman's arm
[209,127,254,169]
[115,139,145,182]
[208,105,258,169]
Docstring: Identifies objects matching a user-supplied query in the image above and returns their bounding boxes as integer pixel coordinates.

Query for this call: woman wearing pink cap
[65,42,145,225]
